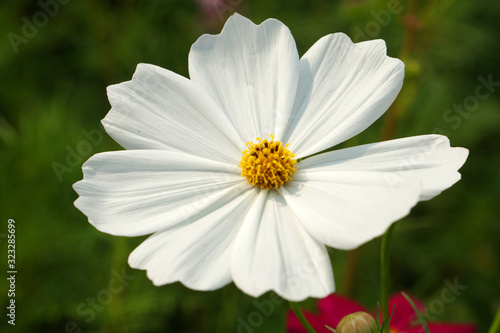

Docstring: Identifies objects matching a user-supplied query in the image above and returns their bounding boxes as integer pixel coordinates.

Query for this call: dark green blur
[0,0,499,332]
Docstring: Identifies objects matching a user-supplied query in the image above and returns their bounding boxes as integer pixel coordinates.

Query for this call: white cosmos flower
[73,13,468,301]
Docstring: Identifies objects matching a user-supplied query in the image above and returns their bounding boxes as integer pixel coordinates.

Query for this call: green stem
[488,305,500,333]
[401,292,430,333]
[380,224,395,331]
[341,248,360,297]
[289,301,317,333]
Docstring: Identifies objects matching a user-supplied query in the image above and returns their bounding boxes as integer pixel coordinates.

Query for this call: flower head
[239,135,297,189]
[73,14,468,301]
[336,312,378,333]
[286,293,476,333]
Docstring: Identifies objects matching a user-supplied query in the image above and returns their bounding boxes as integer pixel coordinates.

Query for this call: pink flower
[287,293,476,333]
[195,0,239,29]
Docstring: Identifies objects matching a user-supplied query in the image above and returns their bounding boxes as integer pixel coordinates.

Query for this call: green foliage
[0,0,499,332]
[401,292,429,333]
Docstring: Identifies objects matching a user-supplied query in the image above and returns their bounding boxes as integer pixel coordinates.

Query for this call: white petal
[231,190,334,301]
[298,135,468,201]
[189,13,299,141]
[103,63,243,164]
[283,171,421,250]
[73,150,247,236]
[284,34,404,157]
[128,188,257,290]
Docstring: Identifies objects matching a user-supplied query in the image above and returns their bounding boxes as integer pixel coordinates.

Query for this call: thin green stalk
[488,305,500,333]
[289,301,317,333]
[380,224,395,332]
[401,292,430,333]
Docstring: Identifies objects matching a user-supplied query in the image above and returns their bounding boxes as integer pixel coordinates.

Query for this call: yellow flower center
[239,135,297,190]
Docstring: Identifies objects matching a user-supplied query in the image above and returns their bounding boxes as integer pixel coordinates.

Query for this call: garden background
[0,0,499,332]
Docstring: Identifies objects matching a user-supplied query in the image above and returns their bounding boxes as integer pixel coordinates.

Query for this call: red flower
[287,293,476,333]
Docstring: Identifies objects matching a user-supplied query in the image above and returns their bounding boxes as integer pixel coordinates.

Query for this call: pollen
[239,135,297,190]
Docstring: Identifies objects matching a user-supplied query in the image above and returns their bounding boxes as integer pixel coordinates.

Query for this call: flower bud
[336,312,378,333]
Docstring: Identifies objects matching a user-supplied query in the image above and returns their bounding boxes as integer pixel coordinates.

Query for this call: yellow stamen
[239,135,297,190]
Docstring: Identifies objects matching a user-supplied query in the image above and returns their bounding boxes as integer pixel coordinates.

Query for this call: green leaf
[401,292,430,333]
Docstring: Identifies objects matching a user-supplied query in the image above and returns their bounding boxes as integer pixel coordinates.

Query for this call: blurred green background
[0,0,499,332]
